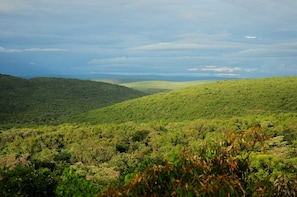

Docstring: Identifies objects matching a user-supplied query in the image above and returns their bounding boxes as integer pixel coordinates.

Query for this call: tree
[55,167,100,197]
[100,127,286,196]
[0,166,57,197]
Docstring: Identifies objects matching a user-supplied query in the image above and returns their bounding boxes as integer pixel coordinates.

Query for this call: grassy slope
[120,80,215,94]
[70,77,297,124]
[94,79,216,94]
[0,74,146,125]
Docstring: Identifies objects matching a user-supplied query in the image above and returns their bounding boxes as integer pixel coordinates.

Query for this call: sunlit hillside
[120,80,215,94]
[95,79,216,94]
[70,77,297,124]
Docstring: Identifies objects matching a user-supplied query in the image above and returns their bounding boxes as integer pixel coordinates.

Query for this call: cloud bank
[0,0,297,77]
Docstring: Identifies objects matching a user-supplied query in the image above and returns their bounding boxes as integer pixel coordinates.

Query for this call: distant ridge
[18,73,240,81]
[0,74,146,125]
[70,77,297,124]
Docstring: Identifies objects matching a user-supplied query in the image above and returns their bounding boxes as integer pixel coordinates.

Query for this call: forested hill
[0,74,146,125]
[70,77,297,124]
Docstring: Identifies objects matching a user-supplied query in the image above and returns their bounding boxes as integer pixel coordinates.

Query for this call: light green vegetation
[93,78,143,84]
[94,79,215,94]
[1,114,297,196]
[120,80,214,94]
[71,77,297,124]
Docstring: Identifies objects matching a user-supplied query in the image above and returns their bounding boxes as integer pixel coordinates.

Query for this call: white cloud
[187,68,199,71]
[0,46,66,53]
[24,48,66,52]
[0,46,21,53]
[187,66,258,76]
[245,35,257,39]
[130,41,245,51]
[187,66,242,72]
[215,73,240,76]
[233,42,297,58]
[202,66,241,72]
[130,42,200,50]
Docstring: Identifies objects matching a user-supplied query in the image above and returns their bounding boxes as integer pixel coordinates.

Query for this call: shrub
[55,167,100,197]
[0,166,57,197]
[101,127,271,196]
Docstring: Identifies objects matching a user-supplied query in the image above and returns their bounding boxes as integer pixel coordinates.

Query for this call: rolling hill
[94,78,221,94]
[0,74,146,125]
[118,80,215,94]
[70,77,297,124]
[1,76,297,196]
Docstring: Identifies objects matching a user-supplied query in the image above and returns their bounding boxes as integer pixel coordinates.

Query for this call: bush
[55,167,100,197]
[101,127,294,196]
[0,166,57,197]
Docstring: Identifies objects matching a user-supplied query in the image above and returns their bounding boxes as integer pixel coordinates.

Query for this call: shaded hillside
[0,74,146,125]
[70,77,297,124]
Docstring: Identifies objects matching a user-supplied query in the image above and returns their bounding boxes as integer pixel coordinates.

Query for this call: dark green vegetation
[0,74,146,126]
[1,75,297,196]
[72,77,297,124]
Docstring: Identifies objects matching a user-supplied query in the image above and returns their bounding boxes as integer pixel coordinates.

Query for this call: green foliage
[101,127,297,196]
[1,76,297,196]
[116,144,129,153]
[0,74,146,126]
[131,130,150,142]
[119,80,214,94]
[0,166,57,197]
[101,129,254,196]
[55,167,100,197]
[0,115,296,196]
[71,77,297,124]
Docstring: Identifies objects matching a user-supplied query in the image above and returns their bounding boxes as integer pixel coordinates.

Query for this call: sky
[1,0,297,78]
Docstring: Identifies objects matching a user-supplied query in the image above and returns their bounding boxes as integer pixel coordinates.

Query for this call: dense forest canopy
[0,74,146,126]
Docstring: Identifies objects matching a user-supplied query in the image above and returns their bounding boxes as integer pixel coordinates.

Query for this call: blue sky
[1,0,297,78]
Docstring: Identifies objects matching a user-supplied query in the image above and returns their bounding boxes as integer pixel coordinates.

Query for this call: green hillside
[0,74,146,125]
[95,79,215,94]
[71,77,297,124]
[120,80,214,94]
[1,76,297,196]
